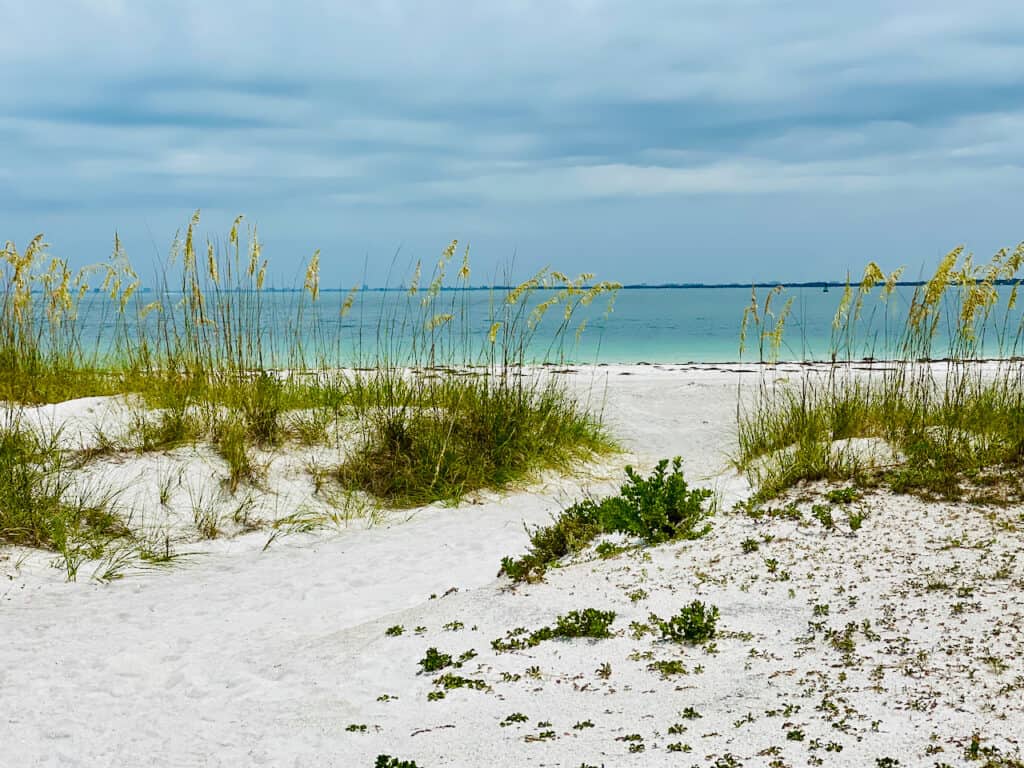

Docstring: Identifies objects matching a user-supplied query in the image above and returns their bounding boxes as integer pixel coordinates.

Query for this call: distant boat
[823,285,829,293]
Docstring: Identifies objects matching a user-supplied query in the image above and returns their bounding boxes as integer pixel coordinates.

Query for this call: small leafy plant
[500,458,713,582]
[811,504,835,530]
[375,757,420,768]
[650,601,720,644]
[417,647,453,673]
[492,608,617,652]
[553,608,617,638]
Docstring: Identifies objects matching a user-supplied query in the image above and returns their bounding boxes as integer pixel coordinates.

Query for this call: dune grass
[0,416,129,578]
[338,368,612,507]
[1,213,620,575]
[737,242,1024,502]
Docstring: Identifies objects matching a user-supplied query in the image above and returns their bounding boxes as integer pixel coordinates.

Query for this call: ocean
[71,284,1024,365]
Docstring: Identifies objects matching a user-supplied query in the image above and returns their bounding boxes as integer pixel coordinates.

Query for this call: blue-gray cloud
[1,0,1023,283]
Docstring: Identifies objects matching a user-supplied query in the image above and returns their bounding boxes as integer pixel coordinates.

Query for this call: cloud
[1,1,1023,281]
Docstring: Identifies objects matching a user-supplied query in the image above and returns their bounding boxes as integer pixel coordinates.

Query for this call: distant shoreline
[93,279,1021,294]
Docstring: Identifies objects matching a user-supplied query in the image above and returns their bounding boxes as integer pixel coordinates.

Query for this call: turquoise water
[70,285,1024,365]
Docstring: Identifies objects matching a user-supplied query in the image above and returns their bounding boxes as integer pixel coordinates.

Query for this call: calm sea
[72,285,1024,365]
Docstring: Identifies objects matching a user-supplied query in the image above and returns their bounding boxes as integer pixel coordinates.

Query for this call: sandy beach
[2,365,1022,767]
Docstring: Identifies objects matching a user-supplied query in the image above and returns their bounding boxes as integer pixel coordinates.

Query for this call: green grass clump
[213,419,260,493]
[337,371,611,507]
[500,457,713,582]
[0,419,128,578]
[738,242,1024,502]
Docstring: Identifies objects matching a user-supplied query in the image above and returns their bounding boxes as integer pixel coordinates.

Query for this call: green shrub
[417,648,453,673]
[553,608,617,638]
[501,458,713,582]
[599,458,714,543]
[650,601,720,644]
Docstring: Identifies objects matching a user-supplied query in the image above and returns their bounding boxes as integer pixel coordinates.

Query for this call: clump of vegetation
[649,601,720,644]
[491,608,617,652]
[811,504,835,530]
[648,659,688,677]
[553,608,617,638]
[337,373,612,507]
[500,713,529,727]
[2,213,621,574]
[416,647,478,675]
[374,757,420,768]
[417,647,454,673]
[738,243,1024,502]
[0,419,129,578]
[431,673,488,692]
[500,458,713,582]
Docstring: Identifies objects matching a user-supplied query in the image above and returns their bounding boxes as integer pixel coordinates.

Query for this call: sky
[2,1,1023,287]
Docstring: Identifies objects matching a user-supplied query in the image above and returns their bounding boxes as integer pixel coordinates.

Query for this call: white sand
[2,365,1022,766]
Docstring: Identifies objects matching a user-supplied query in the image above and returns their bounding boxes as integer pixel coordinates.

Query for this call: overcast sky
[2,1,1023,286]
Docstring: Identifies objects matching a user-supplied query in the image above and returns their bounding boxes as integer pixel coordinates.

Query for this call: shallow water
[69,284,1024,364]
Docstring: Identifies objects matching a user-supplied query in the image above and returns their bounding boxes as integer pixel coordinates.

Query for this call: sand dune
[2,367,1021,767]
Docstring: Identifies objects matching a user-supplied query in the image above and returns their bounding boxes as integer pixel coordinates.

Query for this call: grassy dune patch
[1,213,619,577]
[738,242,1024,502]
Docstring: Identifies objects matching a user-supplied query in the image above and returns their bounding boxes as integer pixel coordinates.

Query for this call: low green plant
[811,504,835,530]
[553,608,616,638]
[825,487,860,504]
[847,508,866,531]
[374,756,420,768]
[650,601,720,644]
[431,673,487,691]
[417,647,454,673]
[500,458,713,582]
[648,659,688,677]
[491,608,616,652]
